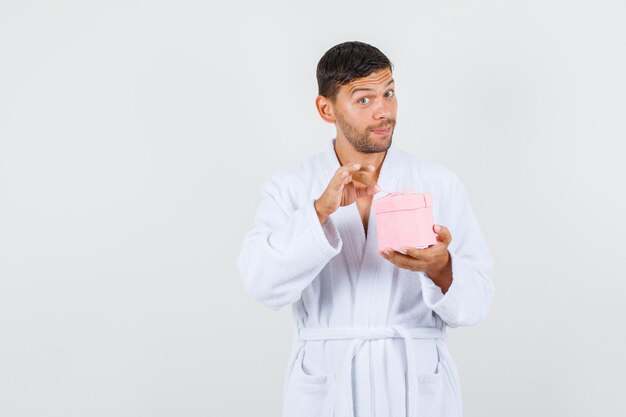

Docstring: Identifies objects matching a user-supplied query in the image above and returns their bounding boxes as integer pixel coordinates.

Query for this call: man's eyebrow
[350,79,395,96]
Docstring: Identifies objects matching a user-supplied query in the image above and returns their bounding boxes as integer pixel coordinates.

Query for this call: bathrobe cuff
[419,248,462,313]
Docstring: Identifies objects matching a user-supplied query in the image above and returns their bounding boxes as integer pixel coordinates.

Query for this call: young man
[236,41,494,417]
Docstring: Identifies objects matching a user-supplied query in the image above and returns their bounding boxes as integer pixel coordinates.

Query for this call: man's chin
[359,136,392,154]
[371,133,393,148]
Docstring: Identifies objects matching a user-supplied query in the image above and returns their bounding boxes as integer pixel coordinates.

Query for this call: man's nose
[373,100,392,119]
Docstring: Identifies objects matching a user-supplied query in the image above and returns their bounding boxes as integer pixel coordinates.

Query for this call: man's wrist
[314,199,330,224]
[426,251,453,293]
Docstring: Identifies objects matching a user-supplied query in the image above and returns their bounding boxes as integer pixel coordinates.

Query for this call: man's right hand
[314,163,380,224]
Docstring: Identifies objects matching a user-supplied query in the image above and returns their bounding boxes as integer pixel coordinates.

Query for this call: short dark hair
[316,41,393,101]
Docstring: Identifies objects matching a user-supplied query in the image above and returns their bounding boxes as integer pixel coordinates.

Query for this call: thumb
[433,224,452,244]
[355,183,381,198]
[367,183,381,196]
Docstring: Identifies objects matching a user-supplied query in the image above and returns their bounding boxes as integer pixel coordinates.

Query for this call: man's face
[332,68,397,153]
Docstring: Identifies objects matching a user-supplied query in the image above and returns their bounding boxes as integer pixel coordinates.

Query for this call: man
[236,41,494,417]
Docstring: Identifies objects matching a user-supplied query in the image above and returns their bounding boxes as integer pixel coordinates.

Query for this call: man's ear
[315,95,336,124]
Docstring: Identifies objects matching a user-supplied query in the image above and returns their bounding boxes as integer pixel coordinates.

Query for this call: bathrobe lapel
[323,138,403,327]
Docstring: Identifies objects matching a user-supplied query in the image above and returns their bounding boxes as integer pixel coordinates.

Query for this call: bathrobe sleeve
[419,174,495,327]
[236,175,343,311]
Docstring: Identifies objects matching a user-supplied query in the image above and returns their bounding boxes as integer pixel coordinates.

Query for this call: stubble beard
[335,111,396,154]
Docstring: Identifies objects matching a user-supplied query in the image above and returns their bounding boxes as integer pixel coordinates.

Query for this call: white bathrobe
[236,138,494,417]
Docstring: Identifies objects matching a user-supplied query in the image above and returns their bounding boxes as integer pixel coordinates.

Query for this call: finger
[354,183,381,198]
[353,163,376,173]
[390,254,425,271]
[345,181,357,204]
[332,171,348,192]
[332,163,355,188]
[338,173,354,197]
[399,246,431,261]
[433,224,452,245]
[357,163,376,172]
[380,248,426,271]
[402,246,450,268]
[332,163,361,188]
[338,163,374,177]
[365,183,381,196]
[367,184,381,195]
[351,169,377,187]
[337,162,363,175]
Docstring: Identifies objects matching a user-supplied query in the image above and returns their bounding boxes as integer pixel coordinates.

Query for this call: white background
[1,1,625,416]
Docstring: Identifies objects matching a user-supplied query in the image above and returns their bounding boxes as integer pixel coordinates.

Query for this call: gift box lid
[372,189,432,214]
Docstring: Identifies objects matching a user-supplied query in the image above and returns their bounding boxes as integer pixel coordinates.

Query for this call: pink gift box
[372,189,437,252]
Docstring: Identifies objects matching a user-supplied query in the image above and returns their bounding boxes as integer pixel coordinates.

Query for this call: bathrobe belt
[298,325,445,417]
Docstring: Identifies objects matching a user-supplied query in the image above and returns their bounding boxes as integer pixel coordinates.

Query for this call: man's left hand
[380,224,453,293]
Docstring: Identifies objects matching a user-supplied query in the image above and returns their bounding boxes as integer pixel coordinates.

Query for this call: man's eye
[358,97,370,104]
[385,90,394,97]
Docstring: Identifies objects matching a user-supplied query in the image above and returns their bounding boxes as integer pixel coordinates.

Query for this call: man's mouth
[371,125,392,135]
